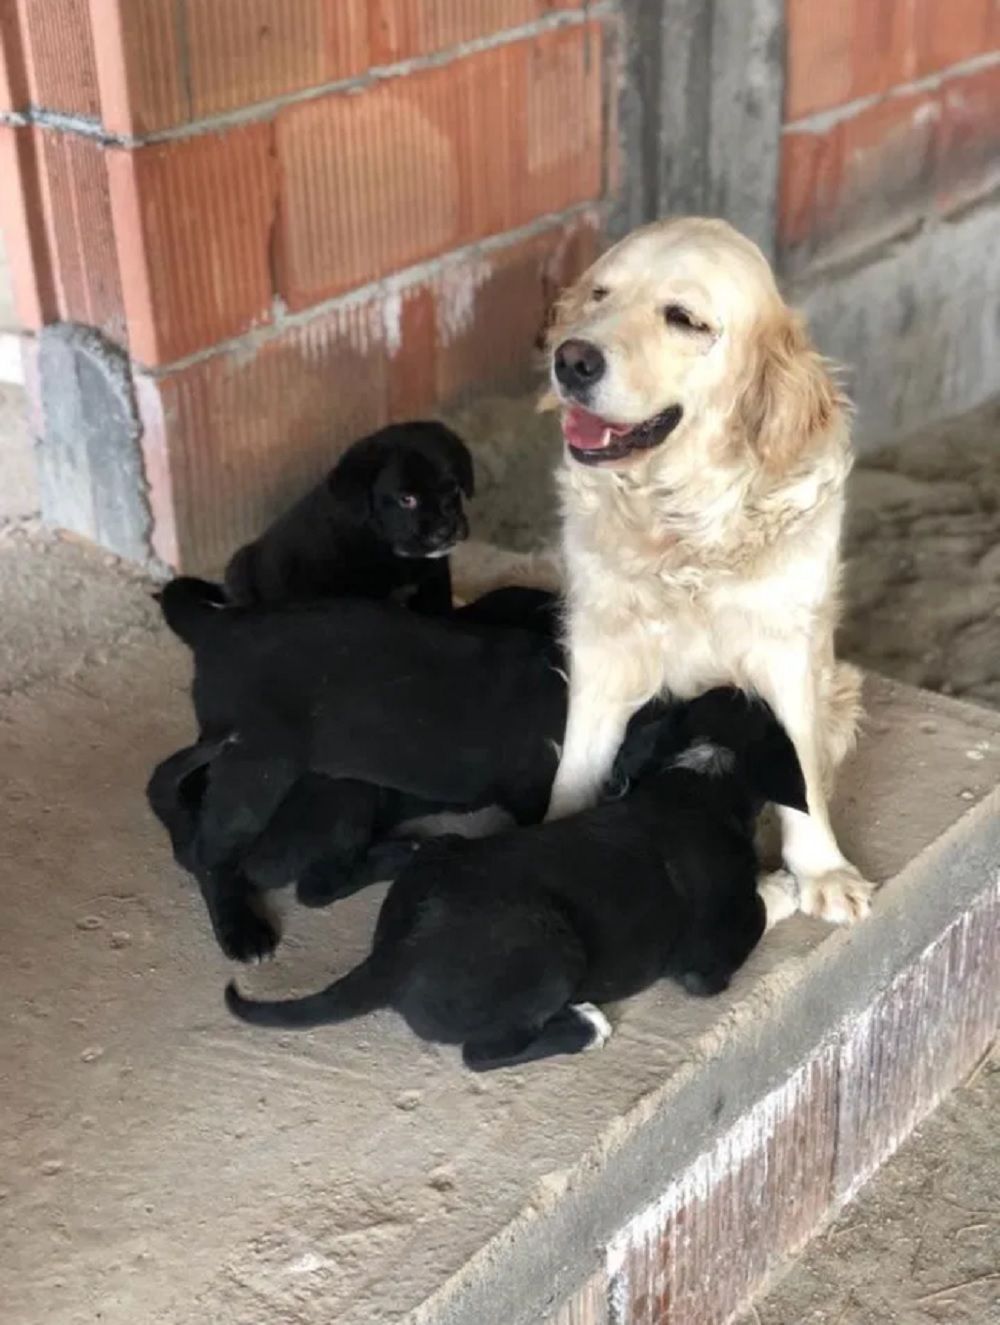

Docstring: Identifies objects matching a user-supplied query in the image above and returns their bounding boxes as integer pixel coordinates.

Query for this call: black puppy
[224,421,474,613]
[155,581,566,959]
[147,744,419,958]
[225,690,806,1069]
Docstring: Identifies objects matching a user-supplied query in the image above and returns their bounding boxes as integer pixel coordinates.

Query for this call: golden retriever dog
[542,216,869,925]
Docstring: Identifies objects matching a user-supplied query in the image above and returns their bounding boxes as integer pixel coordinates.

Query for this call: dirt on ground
[737,1052,1000,1325]
[842,398,1000,711]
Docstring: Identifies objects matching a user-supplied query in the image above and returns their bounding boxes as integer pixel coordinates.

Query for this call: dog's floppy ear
[434,426,475,498]
[609,701,675,789]
[328,438,383,521]
[745,711,807,812]
[739,311,841,476]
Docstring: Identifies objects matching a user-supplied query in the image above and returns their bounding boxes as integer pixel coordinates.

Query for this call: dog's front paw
[214,906,279,963]
[798,866,873,926]
[757,869,799,930]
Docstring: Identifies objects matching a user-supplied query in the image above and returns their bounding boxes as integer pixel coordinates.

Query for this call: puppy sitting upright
[225,421,474,613]
[226,690,805,1071]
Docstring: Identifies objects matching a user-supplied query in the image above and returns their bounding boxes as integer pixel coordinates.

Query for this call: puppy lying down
[155,581,566,959]
[225,421,474,613]
[226,689,804,1070]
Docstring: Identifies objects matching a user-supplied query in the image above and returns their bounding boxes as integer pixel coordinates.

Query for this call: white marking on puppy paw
[799,867,873,926]
[571,1002,612,1050]
[757,869,799,930]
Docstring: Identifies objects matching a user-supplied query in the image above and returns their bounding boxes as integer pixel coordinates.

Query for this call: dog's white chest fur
[558,460,846,706]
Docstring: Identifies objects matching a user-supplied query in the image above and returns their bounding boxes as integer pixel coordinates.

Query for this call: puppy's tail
[157,576,229,646]
[225,956,392,1030]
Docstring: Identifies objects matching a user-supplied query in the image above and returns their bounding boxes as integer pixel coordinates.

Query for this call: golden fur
[543,217,870,925]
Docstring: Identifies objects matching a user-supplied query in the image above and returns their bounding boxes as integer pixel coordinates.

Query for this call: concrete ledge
[4,632,999,1324]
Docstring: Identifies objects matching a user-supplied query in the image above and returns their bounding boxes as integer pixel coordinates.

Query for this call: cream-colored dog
[543,217,869,925]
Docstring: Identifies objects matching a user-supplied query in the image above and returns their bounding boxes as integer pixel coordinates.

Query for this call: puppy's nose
[554,339,606,391]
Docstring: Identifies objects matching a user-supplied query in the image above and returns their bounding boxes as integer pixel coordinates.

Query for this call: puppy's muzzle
[554,339,605,399]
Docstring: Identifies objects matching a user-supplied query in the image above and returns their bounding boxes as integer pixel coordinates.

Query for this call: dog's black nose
[554,339,605,391]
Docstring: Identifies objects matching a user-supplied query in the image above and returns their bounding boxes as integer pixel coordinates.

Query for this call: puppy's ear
[745,712,807,812]
[611,702,674,786]
[437,428,475,498]
[739,311,841,476]
[328,440,381,521]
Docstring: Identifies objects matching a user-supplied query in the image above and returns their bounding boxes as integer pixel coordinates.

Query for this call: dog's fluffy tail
[225,956,392,1030]
[156,576,229,646]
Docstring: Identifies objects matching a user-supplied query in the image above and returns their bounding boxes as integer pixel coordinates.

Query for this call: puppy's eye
[591,286,609,303]
[663,304,709,333]
[397,493,419,510]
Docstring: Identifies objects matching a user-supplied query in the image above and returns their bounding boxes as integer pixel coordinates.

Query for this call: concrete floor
[2,388,999,1324]
[2,569,996,1324]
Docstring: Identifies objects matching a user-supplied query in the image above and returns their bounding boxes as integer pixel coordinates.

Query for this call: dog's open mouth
[562,404,683,465]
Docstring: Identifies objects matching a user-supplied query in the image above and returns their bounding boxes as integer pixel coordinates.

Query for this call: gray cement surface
[2,532,999,1324]
[1,389,999,1324]
[0,380,38,523]
[0,613,995,1325]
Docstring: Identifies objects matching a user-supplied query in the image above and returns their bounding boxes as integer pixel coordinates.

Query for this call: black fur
[224,421,474,613]
[152,584,566,959]
[226,689,806,1069]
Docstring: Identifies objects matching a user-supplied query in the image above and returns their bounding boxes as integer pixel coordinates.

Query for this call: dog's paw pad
[758,869,799,929]
[571,1002,612,1050]
[799,868,873,926]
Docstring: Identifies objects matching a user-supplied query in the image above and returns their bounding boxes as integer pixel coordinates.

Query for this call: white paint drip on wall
[382,289,404,357]
[434,257,493,345]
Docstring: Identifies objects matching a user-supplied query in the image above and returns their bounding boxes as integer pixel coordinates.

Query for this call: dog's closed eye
[663,304,711,334]
[397,493,420,510]
[591,286,609,303]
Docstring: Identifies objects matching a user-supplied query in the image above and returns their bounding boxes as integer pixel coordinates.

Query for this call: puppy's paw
[215,907,279,963]
[680,969,731,997]
[570,1002,613,1051]
[295,868,352,909]
[798,866,873,926]
[757,869,799,930]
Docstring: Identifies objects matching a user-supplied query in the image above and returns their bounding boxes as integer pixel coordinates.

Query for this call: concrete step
[3,612,999,1324]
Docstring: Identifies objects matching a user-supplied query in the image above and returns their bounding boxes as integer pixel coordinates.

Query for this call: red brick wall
[0,1,609,569]
[780,0,1000,273]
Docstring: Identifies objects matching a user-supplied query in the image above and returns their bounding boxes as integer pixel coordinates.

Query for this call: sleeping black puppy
[154,582,567,960]
[224,421,474,613]
[149,586,559,883]
[225,689,806,1068]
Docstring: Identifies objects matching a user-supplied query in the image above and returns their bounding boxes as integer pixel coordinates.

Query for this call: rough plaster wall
[610,0,784,257]
[35,324,154,565]
[796,198,1000,448]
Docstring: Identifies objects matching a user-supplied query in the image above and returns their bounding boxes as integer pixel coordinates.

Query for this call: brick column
[778,0,1000,443]
[0,1,612,570]
[780,0,1000,275]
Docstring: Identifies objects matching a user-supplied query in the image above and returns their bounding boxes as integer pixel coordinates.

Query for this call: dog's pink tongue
[562,406,613,450]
